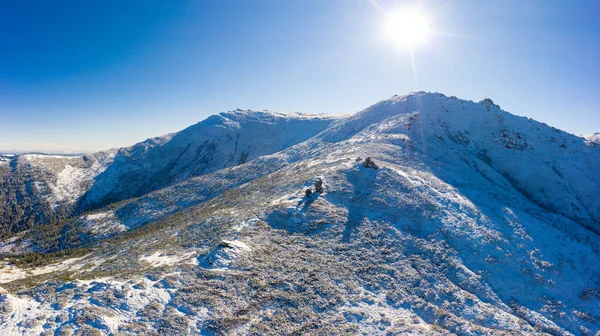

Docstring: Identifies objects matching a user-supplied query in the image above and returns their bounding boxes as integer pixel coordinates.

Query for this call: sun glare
[384,9,431,49]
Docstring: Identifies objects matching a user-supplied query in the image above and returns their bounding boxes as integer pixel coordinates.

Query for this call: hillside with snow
[0,152,116,233]
[0,111,337,234]
[78,110,338,210]
[0,92,599,335]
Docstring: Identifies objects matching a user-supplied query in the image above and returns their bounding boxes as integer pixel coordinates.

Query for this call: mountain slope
[78,110,337,210]
[0,152,115,233]
[0,92,599,335]
[0,111,338,235]
[323,93,600,231]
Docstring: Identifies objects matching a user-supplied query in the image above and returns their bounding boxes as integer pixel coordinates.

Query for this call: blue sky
[1,0,599,152]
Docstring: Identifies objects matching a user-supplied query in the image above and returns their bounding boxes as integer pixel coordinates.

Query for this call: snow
[1,92,598,334]
[47,160,107,207]
[139,251,197,267]
[323,92,600,229]
[0,234,31,255]
[22,154,82,161]
[220,240,250,251]
[77,211,126,237]
[199,240,252,270]
[0,294,47,335]
[0,255,88,283]
[85,212,111,220]
[79,110,338,210]
[0,275,176,335]
[2,151,116,216]
[231,218,259,232]
[584,132,600,144]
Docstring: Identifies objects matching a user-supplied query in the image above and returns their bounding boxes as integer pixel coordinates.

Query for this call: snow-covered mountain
[78,110,338,210]
[321,94,600,232]
[0,111,337,234]
[0,92,599,335]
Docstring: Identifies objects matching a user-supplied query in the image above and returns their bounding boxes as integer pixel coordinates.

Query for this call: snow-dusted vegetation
[0,112,337,237]
[0,151,116,234]
[1,92,599,335]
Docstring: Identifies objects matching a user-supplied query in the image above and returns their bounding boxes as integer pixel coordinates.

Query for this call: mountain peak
[219,108,334,121]
[1,92,599,335]
[585,132,600,144]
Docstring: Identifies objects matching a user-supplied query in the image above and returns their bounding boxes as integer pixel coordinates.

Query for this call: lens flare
[384,9,431,49]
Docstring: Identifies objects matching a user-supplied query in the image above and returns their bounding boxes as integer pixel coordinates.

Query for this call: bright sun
[384,9,431,49]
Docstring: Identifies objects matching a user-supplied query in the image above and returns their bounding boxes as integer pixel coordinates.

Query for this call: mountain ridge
[0,110,339,234]
[0,92,599,335]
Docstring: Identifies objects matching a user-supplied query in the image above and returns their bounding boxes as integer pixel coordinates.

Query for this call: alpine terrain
[0,92,599,335]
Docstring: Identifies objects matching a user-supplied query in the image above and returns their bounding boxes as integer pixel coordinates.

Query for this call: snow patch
[0,255,89,284]
[50,163,96,204]
[0,274,176,335]
[78,211,126,237]
[199,240,252,270]
[232,218,259,232]
[139,251,197,267]
[22,154,82,161]
[0,234,32,255]
[0,294,46,335]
